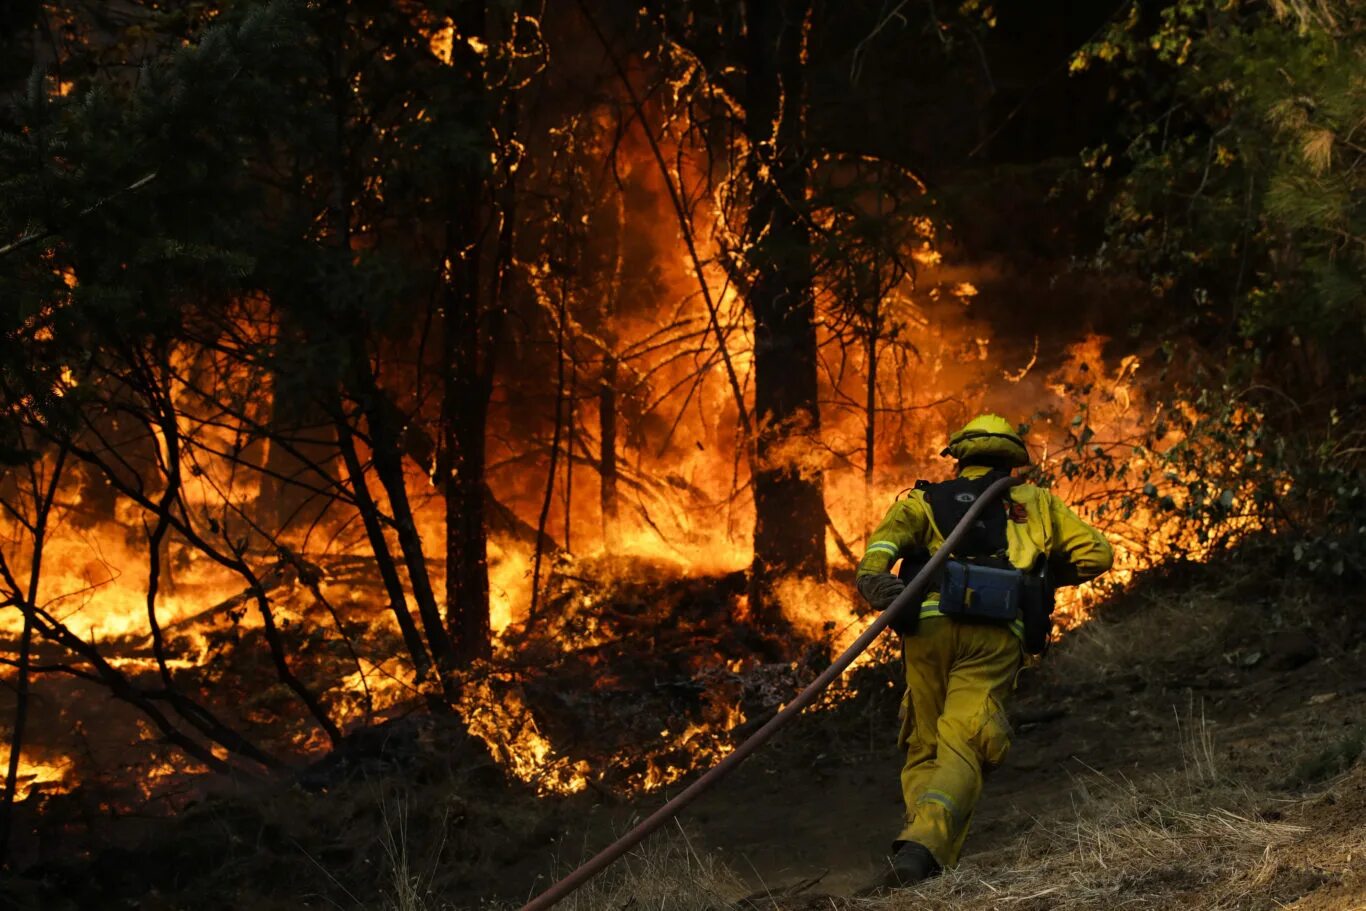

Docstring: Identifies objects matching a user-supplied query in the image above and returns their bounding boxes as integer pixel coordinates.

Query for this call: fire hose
[517,475,1024,911]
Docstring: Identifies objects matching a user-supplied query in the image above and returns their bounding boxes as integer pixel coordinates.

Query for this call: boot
[883,840,941,889]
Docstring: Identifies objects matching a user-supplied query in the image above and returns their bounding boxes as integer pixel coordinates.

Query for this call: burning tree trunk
[744,0,826,595]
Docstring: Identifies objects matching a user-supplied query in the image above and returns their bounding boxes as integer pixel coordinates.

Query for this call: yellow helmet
[942,413,1030,468]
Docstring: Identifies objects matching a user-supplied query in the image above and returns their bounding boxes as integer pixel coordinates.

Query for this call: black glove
[858,573,905,611]
[857,575,916,634]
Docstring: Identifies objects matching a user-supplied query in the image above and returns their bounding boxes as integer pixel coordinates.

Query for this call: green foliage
[1059,0,1366,579]
[1077,2,1364,352]
[1088,8,1338,315]
[0,1,309,424]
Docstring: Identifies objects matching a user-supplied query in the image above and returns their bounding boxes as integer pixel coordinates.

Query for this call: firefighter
[855,413,1113,888]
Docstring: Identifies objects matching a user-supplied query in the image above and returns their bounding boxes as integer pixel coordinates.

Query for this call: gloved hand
[858,573,906,612]
[857,574,916,634]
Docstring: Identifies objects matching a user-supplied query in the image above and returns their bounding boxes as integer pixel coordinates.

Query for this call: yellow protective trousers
[896,616,1021,867]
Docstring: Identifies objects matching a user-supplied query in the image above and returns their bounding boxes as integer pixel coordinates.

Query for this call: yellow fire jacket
[855,466,1114,634]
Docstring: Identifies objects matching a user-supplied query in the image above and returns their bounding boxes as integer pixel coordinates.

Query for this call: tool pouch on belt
[938,560,1025,622]
[1020,561,1055,655]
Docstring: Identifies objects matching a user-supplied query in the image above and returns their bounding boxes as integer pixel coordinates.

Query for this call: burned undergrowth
[498,554,831,794]
[0,554,844,910]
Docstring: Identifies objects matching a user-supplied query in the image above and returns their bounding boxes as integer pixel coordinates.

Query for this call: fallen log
[162,562,292,631]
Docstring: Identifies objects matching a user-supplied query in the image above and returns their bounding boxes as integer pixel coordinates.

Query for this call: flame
[1029,335,1269,626]
[0,755,73,801]
[427,22,455,65]
[459,679,591,793]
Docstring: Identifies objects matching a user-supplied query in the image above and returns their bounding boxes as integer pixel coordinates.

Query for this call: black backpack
[920,471,1014,567]
[896,471,1055,653]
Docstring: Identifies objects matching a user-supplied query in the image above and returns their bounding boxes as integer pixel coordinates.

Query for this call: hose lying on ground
[518,475,1024,911]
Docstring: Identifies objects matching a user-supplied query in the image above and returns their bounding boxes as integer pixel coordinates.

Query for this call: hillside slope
[5,554,1361,911]
[546,557,1366,911]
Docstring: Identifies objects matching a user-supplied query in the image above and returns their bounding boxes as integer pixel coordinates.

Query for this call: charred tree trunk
[441,353,492,663]
[530,283,570,620]
[260,321,336,536]
[598,189,624,542]
[744,0,826,598]
[864,322,880,539]
[564,361,577,552]
[440,0,496,664]
[440,154,493,663]
[360,377,460,684]
[599,355,619,539]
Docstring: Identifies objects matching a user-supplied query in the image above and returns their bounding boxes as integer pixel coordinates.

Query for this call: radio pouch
[938,560,1024,623]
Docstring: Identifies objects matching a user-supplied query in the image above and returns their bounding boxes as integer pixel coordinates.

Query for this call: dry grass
[1046,586,1236,683]
[379,793,451,911]
[866,776,1310,911]
[1175,697,1220,788]
[531,824,746,911]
